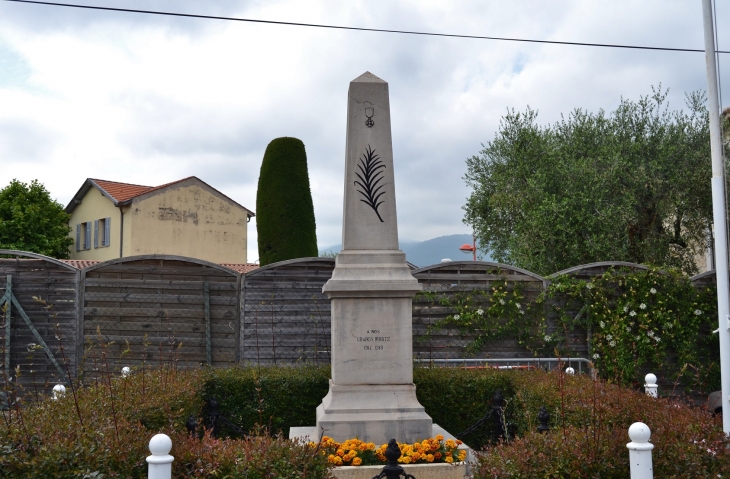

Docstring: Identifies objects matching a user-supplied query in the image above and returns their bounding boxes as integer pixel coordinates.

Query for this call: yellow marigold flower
[336,449,344,457]
[445,439,456,448]
[327,454,336,463]
[367,442,376,450]
[401,456,411,464]
[426,454,434,463]
[435,434,444,441]
[412,452,421,461]
[458,451,467,461]
[445,456,454,463]
[333,456,343,466]
[359,443,369,451]
[352,457,362,466]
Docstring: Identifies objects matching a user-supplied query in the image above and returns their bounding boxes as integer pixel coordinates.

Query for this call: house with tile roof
[65,177,255,263]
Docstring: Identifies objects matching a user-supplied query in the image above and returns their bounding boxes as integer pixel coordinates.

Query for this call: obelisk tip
[351,71,386,83]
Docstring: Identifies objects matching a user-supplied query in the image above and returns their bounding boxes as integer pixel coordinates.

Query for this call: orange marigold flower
[445,456,454,463]
[434,452,442,459]
[336,449,344,457]
[435,434,444,441]
[426,454,434,463]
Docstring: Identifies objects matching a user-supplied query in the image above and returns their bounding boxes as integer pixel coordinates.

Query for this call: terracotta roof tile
[60,260,101,269]
[221,263,260,274]
[61,259,258,274]
[92,179,154,203]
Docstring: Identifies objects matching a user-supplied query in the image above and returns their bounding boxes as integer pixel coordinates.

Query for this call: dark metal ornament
[365,106,374,127]
[371,439,417,479]
[537,405,551,433]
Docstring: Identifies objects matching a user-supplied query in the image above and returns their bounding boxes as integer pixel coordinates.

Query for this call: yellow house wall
[67,189,121,261]
[127,184,248,263]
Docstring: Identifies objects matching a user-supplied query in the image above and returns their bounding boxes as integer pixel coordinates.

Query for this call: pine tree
[256,137,318,265]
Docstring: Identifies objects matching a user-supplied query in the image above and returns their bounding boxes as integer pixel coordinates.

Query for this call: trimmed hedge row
[204,365,522,448]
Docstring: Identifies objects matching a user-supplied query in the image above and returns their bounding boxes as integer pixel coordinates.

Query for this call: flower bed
[318,435,466,466]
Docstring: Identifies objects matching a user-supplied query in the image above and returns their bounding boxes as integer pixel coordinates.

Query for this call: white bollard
[121,366,131,378]
[52,384,66,400]
[627,422,653,479]
[147,434,174,479]
[644,373,658,398]
[565,367,575,375]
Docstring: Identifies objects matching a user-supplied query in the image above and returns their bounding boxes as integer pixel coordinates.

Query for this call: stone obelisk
[315,72,433,443]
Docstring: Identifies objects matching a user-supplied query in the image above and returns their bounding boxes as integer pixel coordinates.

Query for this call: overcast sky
[1,0,728,262]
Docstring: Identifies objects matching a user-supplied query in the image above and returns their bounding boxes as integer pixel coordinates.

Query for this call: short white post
[121,366,131,378]
[565,367,575,375]
[627,422,653,479]
[644,373,658,398]
[52,384,66,400]
[147,433,173,479]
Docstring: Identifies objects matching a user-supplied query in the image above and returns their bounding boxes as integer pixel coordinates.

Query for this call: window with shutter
[85,222,91,250]
[104,217,111,247]
[94,220,99,249]
[76,224,80,252]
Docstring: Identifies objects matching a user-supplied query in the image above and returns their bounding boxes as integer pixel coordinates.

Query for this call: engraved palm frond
[354,145,386,222]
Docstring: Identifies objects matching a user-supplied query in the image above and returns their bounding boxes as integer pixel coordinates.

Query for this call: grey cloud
[0,119,58,162]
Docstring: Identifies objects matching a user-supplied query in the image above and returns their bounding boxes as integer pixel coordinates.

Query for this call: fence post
[627,422,653,479]
[644,374,657,398]
[147,434,173,479]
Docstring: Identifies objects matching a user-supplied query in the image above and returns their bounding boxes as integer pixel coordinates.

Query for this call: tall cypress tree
[256,137,318,265]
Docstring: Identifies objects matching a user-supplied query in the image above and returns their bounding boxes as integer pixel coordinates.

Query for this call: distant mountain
[319,234,492,268]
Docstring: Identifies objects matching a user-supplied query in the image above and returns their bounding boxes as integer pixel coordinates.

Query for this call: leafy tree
[0,179,73,258]
[256,137,318,266]
[463,88,716,276]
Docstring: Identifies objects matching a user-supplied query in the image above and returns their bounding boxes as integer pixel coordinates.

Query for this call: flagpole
[701,0,730,434]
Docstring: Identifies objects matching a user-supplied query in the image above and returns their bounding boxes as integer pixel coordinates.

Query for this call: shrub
[256,137,318,266]
[0,367,332,478]
[201,365,330,438]
[475,369,730,478]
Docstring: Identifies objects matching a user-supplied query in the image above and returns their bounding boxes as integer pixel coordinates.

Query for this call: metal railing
[413,357,593,374]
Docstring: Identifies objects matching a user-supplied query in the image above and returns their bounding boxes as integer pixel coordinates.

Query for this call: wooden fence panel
[0,251,79,396]
[411,261,547,360]
[241,258,334,364]
[82,256,239,378]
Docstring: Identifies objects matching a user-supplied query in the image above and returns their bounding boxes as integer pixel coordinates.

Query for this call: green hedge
[204,365,521,449]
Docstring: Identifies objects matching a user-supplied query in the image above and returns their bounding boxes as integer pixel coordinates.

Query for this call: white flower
[636,336,641,341]
[623,305,629,312]
[544,335,552,342]
[625,326,631,332]
[647,330,654,338]
[476,308,484,316]
[586,283,594,290]
[609,340,616,347]
[639,303,646,310]
[599,321,606,329]
[516,303,522,309]
[695,309,703,316]
[518,309,525,315]
[499,299,505,305]
[606,334,613,341]
[592,353,600,359]
[650,288,657,294]
[655,336,661,342]
[629,310,637,317]
[664,322,673,329]
[453,314,461,320]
